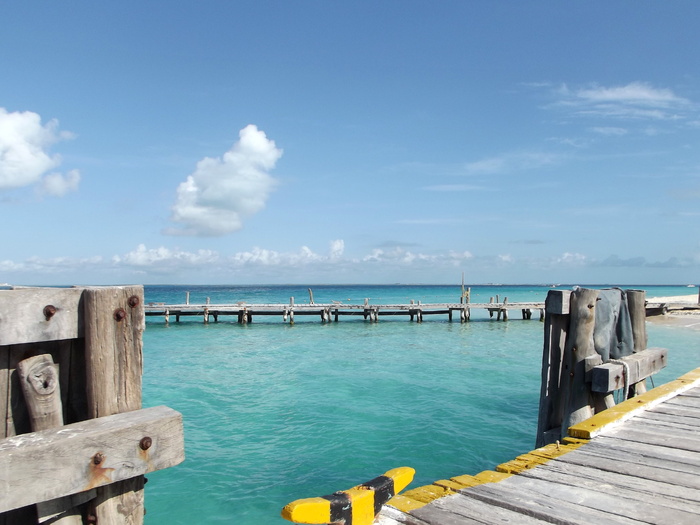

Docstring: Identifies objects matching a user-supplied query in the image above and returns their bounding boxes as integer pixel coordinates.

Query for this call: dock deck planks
[378,381,700,524]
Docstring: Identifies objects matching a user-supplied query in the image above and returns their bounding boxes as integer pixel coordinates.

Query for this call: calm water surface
[141,285,699,524]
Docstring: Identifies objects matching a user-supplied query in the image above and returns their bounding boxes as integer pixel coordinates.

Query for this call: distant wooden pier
[145,297,547,324]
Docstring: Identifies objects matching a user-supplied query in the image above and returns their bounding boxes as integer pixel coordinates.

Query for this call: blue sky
[1,1,699,285]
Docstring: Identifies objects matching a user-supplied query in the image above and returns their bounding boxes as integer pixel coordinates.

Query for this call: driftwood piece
[17,354,83,524]
[0,405,184,514]
[83,286,145,525]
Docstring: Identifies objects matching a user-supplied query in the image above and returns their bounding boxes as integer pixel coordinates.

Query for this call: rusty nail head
[44,305,57,320]
[93,452,105,465]
[114,308,127,322]
[128,295,140,308]
[140,437,152,450]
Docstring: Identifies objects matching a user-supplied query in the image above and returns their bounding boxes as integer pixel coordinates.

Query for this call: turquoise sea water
[141,285,699,524]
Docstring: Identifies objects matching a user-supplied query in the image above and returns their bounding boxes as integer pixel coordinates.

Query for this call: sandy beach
[646,293,700,330]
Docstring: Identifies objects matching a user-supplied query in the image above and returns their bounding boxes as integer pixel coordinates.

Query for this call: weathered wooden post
[536,290,570,447]
[83,286,145,524]
[627,289,647,395]
[559,288,599,436]
[1,286,184,525]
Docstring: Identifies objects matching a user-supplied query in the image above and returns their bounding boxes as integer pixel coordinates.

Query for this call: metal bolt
[139,437,152,450]
[128,295,140,308]
[93,452,105,465]
[44,305,57,320]
[114,308,127,322]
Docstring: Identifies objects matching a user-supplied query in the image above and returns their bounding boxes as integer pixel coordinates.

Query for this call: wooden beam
[0,288,84,346]
[591,348,668,393]
[0,405,184,514]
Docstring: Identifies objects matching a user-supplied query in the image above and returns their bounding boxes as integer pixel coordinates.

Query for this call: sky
[1,1,700,286]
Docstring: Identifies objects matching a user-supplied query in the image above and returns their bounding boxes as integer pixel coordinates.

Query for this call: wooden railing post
[83,286,145,525]
[536,290,570,447]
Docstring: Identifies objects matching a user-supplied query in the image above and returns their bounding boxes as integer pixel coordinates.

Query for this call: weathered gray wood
[556,445,700,488]
[536,291,570,447]
[460,478,641,524]
[17,354,83,524]
[83,285,146,525]
[519,461,700,517]
[649,402,700,419]
[666,394,700,409]
[544,289,570,315]
[0,288,84,345]
[626,289,647,352]
[591,347,667,393]
[527,458,700,506]
[589,435,700,471]
[17,354,63,431]
[0,405,184,513]
[636,412,700,433]
[560,288,599,436]
[412,492,549,524]
[609,421,700,452]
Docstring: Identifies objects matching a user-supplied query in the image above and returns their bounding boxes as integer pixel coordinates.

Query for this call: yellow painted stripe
[281,467,415,524]
[569,366,700,439]
[280,497,330,524]
[346,487,376,525]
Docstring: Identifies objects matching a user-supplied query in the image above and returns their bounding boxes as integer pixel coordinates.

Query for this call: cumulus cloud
[113,244,220,267]
[0,108,79,195]
[166,124,282,236]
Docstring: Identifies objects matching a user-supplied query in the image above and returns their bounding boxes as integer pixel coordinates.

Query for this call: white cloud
[113,244,220,267]
[40,169,81,197]
[464,151,560,176]
[166,124,282,236]
[0,108,79,195]
[554,82,692,121]
[329,239,344,259]
[590,126,628,136]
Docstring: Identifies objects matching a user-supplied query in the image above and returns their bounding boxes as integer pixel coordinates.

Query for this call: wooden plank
[0,405,184,513]
[648,403,700,419]
[665,394,700,409]
[635,412,700,433]
[590,348,667,393]
[412,492,549,524]
[610,420,700,451]
[527,457,700,506]
[459,478,640,524]
[555,446,700,488]
[83,285,146,525]
[0,288,84,345]
[589,435,700,470]
[511,470,700,523]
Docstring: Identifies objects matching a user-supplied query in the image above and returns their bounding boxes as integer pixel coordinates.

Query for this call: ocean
[140,285,699,524]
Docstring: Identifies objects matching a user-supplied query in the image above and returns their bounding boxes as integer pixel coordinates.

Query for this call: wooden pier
[145,299,547,324]
[376,368,700,525]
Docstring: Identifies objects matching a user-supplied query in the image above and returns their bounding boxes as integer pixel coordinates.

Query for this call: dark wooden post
[83,286,145,525]
[536,290,570,447]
